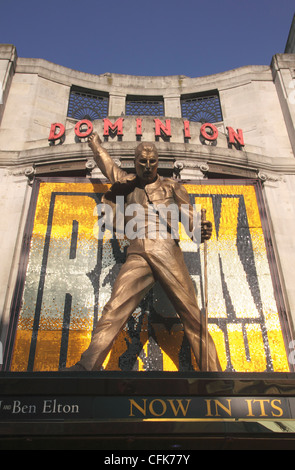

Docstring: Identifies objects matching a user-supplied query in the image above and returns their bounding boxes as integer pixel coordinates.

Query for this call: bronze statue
[64,133,221,372]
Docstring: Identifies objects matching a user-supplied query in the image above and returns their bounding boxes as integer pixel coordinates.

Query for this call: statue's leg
[146,240,222,372]
[76,253,155,371]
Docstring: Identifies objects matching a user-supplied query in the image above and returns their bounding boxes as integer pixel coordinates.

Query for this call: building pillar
[164,94,182,118]
[271,54,295,156]
[108,92,126,116]
[0,44,17,125]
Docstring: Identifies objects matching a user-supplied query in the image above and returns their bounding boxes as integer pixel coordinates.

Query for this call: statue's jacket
[95,147,197,241]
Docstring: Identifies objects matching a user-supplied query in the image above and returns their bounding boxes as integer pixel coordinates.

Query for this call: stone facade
[0,43,295,367]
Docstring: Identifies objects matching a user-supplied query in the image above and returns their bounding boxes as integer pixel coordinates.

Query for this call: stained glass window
[67,87,109,121]
[126,96,164,116]
[181,92,223,123]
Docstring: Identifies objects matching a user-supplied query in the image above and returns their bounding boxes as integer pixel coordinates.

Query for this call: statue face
[135,143,158,184]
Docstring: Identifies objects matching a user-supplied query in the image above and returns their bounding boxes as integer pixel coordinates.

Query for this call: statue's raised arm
[88,132,127,184]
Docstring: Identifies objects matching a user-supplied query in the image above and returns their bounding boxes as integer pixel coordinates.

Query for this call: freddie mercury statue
[64,133,221,372]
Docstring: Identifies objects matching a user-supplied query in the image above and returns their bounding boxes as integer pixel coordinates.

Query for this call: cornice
[15,56,272,96]
[1,142,295,179]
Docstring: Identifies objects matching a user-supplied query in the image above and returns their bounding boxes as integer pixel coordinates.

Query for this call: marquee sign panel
[6,178,291,373]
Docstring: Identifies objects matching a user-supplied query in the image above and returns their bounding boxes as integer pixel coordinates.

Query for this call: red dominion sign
[48,118,245,147]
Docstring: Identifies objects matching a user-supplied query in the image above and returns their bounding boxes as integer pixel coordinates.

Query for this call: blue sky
[0,0,294,78]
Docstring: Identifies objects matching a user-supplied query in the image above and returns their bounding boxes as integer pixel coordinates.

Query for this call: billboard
[4,178,291,372]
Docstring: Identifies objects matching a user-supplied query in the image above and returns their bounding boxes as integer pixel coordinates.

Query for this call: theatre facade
[0,40,295,448]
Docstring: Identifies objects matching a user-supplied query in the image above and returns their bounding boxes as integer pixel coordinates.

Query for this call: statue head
[134,142,159,184]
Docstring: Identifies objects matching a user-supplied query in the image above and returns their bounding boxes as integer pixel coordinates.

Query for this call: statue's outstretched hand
[201,220,212,243]
[88,132,102,152]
